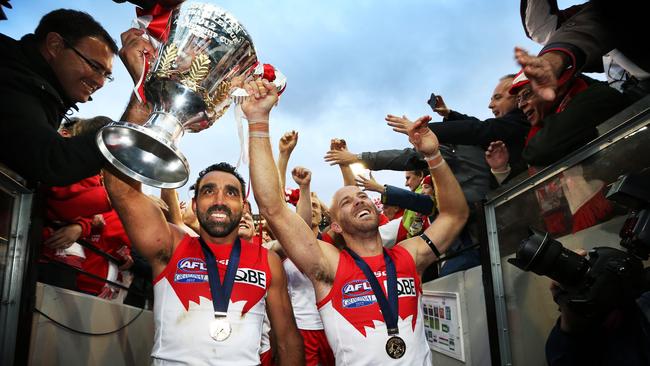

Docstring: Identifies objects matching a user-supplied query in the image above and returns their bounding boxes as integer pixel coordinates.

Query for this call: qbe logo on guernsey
[235,268,267,289]
[386,278,417,298]
[341,278,416,308]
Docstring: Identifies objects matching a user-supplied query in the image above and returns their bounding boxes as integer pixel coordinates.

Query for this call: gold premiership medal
[385,336,406,359]
[209,316,231,342]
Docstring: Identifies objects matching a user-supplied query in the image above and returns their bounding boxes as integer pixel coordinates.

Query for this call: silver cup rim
[96,121,190,189]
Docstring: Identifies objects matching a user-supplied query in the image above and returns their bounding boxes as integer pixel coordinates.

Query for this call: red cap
[509,69,530,95]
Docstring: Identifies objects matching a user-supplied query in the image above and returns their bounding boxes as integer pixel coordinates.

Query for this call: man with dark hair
[0,9,152,186]
[33,9,119,54]
[103,162,303,365]
[193,162,247,201]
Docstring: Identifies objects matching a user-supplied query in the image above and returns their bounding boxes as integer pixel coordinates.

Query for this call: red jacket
[46,174,111,237]
[41,175,112,264]
[77,210,132,295]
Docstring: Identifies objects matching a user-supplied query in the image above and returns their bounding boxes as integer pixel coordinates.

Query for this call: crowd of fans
[1,0,648,365]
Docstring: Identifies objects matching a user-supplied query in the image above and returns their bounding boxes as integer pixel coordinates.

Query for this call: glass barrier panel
[495,123,650,258]
[0,189,14,301]
[490,114,650,365]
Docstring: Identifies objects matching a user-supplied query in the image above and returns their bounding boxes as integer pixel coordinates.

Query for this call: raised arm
[119,28,155,123]
[243,80,337,293]
[395,116,469,273]
[102,49,183,275]
[292,167,313,226]
[339,161,357,186]
[327,138,357,186]
[160,188,184,226]
[277,130,298,191]
[103,170,184,276]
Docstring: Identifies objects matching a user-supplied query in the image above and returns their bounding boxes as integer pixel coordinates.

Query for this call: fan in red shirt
[40,116,133,296]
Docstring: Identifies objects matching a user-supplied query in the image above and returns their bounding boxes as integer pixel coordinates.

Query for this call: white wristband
[490,164,511,174]
[249,131,270,138]
[423,151,441,161]
[428,159,446,170]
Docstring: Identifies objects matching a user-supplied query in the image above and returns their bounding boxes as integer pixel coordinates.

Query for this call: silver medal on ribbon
[209,312,231,342]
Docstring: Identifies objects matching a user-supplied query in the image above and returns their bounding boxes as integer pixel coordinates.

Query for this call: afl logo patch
[341,279,377,308]
[174,257,208,283]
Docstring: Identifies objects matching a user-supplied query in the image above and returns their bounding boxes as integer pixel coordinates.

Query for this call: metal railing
[0,165,33,366]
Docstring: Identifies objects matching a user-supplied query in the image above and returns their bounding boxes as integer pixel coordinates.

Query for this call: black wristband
[420,233,441,259]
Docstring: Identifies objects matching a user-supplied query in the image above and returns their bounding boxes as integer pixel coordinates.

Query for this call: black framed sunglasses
[61,37,114,82]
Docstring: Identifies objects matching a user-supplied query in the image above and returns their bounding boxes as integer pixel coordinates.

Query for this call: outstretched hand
[515,47,558,102]
[485,141,510,171]
[324,138,359,166]
[292,166,312,187]
[385,114,432,136]
[355,171,384,193]
[241,79,278,121]
[324,150,358,166]
[279,130,299,155]
[387,114,438,155]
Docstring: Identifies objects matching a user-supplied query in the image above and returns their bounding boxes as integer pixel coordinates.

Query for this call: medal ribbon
[198,237,241,313]
[344,247,399,334]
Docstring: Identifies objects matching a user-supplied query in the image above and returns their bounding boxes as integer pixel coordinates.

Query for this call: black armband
[420,233,441,258]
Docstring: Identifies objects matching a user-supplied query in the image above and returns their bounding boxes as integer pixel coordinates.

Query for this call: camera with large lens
[508,169,650,319]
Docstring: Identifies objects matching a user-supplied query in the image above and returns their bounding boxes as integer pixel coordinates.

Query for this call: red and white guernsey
[317,245,431,365]
[284,258,324,330]
[152,235,271,365]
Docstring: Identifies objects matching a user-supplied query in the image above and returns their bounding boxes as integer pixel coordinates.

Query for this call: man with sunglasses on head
[0,9,153,186]
[509,49,631,167]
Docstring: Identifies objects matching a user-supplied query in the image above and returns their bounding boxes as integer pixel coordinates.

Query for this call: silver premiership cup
[97,2,257,188]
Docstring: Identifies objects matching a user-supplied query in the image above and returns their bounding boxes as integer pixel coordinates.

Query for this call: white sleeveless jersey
[284,258,324,330]
[317,246,431,365]
[151,236,271,366]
